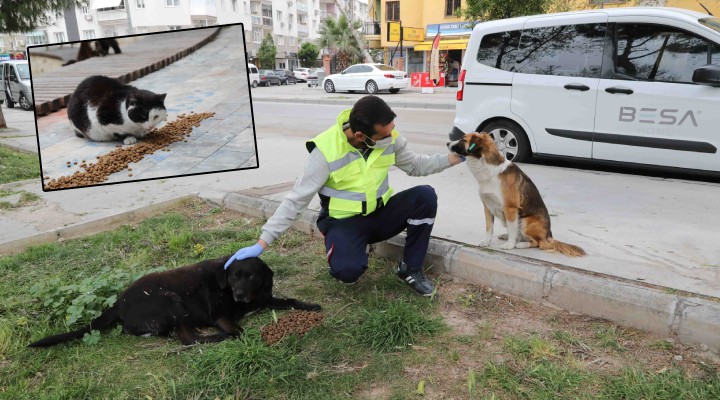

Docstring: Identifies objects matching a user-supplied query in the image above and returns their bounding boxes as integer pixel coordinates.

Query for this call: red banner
[411,72,445,88]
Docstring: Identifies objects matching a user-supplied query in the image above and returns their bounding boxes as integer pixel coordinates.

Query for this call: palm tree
[317,15,363,72]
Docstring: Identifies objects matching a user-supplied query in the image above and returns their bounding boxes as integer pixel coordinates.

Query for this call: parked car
[322,64,408,94]
[1,60,33,111]
[451,7,720,175]
[293,67,310,82]
[258,69,281,86]
[307,68,327,87]
[247,63,260,88]
[274,69,297,84]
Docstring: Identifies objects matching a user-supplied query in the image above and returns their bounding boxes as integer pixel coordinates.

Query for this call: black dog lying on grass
[28,257,321,347]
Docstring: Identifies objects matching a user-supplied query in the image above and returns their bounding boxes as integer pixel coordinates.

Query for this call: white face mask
[363,134,392,149]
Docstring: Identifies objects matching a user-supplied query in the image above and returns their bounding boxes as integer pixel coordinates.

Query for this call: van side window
[712,43,720,65]
[251,67,258,73]
[476,30,520,71]
[615,24,714,83]
[516,23,606,78]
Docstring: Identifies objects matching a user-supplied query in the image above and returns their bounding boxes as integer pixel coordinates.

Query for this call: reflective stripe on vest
[307,109,397,219]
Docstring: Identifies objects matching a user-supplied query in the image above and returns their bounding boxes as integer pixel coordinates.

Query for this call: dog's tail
[543,239,586,257]
[27,304,121,348]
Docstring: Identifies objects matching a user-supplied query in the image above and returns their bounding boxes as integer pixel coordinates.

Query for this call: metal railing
[363,21,380,35]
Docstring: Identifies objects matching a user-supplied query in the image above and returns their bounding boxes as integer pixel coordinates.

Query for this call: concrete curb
[251,96,455,110]
[201,190,720,351]
[0,194,196,256]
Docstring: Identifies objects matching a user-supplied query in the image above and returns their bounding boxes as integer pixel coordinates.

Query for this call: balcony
[262,17,273,26]
[297,2,308,13]
[251,15,262,25]
[297,24,308,36]
[97,9,128,22]
[363,21,380,36]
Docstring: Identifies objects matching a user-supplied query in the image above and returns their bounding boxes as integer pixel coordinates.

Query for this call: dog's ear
[216,258,230,289]
[467,133,484,155]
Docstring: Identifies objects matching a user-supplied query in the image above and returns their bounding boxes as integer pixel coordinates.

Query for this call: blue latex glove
[224,243,264,269]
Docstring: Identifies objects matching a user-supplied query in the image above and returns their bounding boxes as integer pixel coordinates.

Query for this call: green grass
[0,144,40,184]
[0,189,39,209]
[1,202,719,399]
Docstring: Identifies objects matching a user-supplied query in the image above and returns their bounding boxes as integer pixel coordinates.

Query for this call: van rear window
[699,17,720,34]
[476,30,521,71]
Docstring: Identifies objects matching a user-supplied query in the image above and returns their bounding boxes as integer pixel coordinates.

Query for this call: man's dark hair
[349,96,397,137]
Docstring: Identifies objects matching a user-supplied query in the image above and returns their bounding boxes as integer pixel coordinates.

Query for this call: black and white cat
[67,75,167,145]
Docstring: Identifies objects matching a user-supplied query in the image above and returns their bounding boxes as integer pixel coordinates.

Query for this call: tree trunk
[335,0,374,63]
[0,107,6,129]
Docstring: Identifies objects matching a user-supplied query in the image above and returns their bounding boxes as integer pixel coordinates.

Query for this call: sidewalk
[1,78,719,352]
[250,82,458,110]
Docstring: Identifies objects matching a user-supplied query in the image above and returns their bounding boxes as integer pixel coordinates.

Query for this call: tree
[455,0,547,25]
[298,42,320,68]
[317,15,363,72]
[0,0,80,129]
[333,0,373,63]
[257,32,276,69]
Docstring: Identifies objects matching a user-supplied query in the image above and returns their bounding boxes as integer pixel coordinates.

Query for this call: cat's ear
[158,93,167,103]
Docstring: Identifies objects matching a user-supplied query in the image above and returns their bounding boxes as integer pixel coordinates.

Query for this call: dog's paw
[501,242,516,250]
[479,239,492,247]
[497,233,508,241]
[123,136,138,145]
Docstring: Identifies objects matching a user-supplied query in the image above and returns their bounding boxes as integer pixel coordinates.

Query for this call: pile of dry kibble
[261,310,325,345]
[44,111,215,190]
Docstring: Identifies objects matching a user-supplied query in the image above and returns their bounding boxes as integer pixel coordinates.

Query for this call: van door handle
[605,87,634,95]
[564,84,590,91]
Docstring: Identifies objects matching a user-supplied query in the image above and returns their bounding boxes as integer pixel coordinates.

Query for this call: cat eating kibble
[68,75,167,145]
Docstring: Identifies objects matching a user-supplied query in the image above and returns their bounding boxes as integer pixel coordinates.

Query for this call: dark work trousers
[317,185,438,283]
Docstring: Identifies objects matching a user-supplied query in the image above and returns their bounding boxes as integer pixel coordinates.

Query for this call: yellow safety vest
[306,109,398,219]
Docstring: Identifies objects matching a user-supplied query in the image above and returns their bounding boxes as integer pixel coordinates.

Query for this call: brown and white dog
[448,132,585,257]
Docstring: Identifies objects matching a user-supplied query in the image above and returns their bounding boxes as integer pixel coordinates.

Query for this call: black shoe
[396,262,435,297]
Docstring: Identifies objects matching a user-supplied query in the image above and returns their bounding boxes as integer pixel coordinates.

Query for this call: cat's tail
[27,304,120,347]
[541,239,586,257]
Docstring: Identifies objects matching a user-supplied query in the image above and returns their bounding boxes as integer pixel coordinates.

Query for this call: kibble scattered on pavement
[44,112,215,190]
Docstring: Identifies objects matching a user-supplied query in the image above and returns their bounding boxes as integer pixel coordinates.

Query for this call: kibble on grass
[45,112,215,190]
[261,310,325,345]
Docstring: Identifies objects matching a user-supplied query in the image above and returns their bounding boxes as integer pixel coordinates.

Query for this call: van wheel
[5,92,14,108]
[19,94,32,111]
[324,80,335,93]
[365,80,378,94]
[252,81,258,88]
[482,120,531,163]
[389,89,400,94]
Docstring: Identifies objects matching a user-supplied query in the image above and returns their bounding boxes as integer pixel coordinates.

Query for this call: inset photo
[28,23,257,191]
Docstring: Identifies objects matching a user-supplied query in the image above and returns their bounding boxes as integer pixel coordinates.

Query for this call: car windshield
[700,17,720,34]
[16,64,30,80]
[375,64,398,71]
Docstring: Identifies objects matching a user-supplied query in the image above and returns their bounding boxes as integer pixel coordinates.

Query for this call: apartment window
[83,30,96,39]
[250,1,259,13]
[54,32,66,43]
[279,62,286,69]
[262,3,272,18]
[136,0,145,8]
[277,10,282,22]
[166,0,180,7]
[386,1,399,21]
[232,0,237,12]
[81,4,90,14]
[290,36,295,46]
[253,28,262,43]
[277,35,284,45]
[168,25,183,30]
[445,0,461,16]
[299,14,307,25]
[289,13,293,29]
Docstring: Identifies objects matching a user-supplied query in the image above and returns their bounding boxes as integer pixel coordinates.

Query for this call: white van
[1,60,34,111]
[452,7,720,175]
[247,63,260,88]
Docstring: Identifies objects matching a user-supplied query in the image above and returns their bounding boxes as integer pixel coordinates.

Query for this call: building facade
[0,0,371,71]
